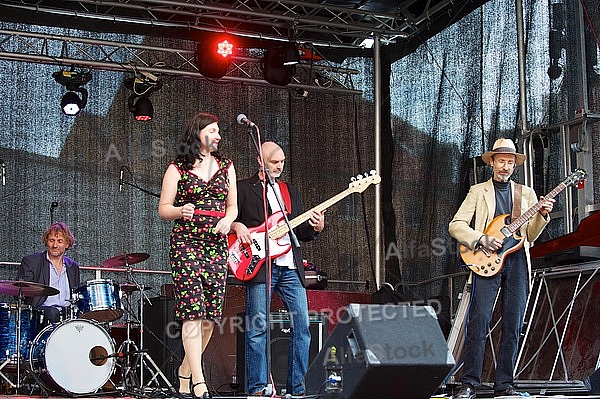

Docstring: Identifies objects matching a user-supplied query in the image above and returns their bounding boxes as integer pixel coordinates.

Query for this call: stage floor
[0,372,600,399]
[0,381,600,399]
[0,394,600,399]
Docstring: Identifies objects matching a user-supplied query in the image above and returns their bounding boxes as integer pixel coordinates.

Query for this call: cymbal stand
[116,288,138,392]
[0,359,15,389]
[14,290,24,390]
[117,261,175,396]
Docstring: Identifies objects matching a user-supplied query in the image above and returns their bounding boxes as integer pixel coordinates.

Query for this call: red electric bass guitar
[228,172,380,281]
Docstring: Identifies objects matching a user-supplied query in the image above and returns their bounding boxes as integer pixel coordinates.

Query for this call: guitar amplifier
[236,311,328,394]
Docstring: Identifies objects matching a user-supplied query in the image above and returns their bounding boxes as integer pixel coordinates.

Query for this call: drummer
[16,222,80,323]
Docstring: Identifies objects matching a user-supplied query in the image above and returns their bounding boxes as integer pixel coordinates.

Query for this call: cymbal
[120,283,152,293]
[0,280,59,297]
[103,252,149,268]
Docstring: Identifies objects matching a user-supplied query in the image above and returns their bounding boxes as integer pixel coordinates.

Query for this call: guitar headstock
[348,170,381,193]
[563,168,587,187]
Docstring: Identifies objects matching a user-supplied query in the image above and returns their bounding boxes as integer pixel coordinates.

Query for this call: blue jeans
[461,249,528,391]
[245,266,310,395]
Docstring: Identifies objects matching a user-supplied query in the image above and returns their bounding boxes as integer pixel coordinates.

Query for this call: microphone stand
[121,180,160,198]
[244,123,274,395]
[120,166,160,198]
[244,124,298,396]
[263,170,300,249]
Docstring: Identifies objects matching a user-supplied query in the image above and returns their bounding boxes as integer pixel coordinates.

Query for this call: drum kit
[0,252,174,396]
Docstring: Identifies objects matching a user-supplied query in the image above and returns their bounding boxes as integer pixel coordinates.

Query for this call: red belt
[194,209,226,218]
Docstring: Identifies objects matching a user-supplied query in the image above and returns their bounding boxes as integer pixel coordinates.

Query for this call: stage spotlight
[125,72,162,121]
[53,69,92,116]
[195,37,234,79]
[281,42,300,66]
[60,89,87,116]
[128,95,153,121]
[262,43,300,86]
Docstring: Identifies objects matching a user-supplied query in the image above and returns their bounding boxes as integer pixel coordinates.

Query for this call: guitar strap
[511,183,522,222]
[277,181,293,214]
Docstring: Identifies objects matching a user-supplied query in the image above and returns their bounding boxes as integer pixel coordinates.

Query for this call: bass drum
[29,318,115,394]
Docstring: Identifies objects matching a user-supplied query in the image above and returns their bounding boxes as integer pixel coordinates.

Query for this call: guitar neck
[269,187,356,238]
[506,182,566,234]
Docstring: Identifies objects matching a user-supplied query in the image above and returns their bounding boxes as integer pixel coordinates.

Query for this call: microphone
[50,202,58,224]
[90,351,124,361]
[119,166,124,192]
[1,159,4,186]
[236,113,256,127]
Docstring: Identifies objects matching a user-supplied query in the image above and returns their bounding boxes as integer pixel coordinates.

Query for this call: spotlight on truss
[52,68,92,116]
[125,72,163,121]
[195,36,235,79]
[262,42,300,86]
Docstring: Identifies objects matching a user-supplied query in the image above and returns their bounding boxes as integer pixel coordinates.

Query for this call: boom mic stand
[119,165,160,198]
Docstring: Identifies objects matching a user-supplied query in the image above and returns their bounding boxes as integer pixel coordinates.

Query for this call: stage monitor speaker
[305,304,455,399]
[143,297,184,386]
[236,311,328,394]
[586,368,600,393]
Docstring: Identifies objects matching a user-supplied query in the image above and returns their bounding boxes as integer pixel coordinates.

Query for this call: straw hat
[481,138,526,166]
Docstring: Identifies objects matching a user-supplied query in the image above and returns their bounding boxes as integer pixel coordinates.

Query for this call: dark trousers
[461,249,528,391]
[39,305,70,324]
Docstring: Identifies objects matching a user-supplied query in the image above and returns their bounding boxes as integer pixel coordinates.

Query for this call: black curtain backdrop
[0,42,376,302]
[386,0,600,306]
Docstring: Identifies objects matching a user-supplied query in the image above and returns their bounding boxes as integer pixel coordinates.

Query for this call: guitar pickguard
[466,234,524,276]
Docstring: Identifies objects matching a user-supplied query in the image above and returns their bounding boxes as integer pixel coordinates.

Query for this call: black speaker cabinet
[236,311,328,394]
[305,304,455,399]
[586,368,600,393]
[143,297,184,386]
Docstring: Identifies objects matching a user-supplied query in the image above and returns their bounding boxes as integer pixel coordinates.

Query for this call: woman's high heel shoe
[178,375,192,398]
[191,381,209,399]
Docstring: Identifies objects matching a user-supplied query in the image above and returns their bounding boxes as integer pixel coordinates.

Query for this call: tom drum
[0,303,42,361]
[74,279,123,322]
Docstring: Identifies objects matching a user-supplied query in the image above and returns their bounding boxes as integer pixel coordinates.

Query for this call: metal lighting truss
[0,28,362,95]
[0,0,477,50]
[0,0,412,48]
[0,0,482,92]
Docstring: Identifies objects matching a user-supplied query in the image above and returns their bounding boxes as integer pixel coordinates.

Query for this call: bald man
[232,141,325,396]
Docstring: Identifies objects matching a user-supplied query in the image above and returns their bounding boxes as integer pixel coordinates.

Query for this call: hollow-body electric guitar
[228,172,381,281]
[460,168,587,277]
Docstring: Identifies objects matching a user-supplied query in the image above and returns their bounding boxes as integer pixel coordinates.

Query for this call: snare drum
[0,303,42,361]
[29,318,116,394]
[74,279,123,322]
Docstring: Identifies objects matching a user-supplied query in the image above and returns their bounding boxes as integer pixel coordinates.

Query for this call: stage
[0,275,598,399]
[0,387,599,399]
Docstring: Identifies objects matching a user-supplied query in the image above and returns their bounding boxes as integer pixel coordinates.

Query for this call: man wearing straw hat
[449,138,555,398]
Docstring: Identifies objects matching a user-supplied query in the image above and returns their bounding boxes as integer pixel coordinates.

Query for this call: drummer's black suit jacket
[16,251,80,308]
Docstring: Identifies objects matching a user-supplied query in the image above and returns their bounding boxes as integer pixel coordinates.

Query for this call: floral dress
[169,155,231,321]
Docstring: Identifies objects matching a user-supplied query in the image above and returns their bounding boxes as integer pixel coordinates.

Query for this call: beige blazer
[449,179,549,285]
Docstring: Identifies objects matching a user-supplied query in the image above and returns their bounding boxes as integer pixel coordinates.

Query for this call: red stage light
[216,40,233,58]
[196,38,234,79]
